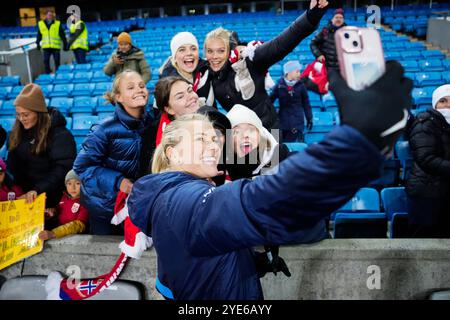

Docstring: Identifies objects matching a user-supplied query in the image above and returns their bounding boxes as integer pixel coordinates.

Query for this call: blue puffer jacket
[74,105,151,217]
[270,78,312,131]
[128,125,382,300]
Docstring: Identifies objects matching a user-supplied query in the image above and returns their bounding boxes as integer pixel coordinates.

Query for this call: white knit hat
[226,104,264,136]
[432,84,450,109]
[170,32,199,58]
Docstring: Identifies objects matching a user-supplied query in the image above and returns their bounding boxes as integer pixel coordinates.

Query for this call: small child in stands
[270,60,313,142]
[38,169,89,241]
[0,157,23,201]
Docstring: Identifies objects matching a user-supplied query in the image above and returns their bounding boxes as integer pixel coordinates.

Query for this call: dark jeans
[73,48,87,64]
[282,128,304,143]
[43,48,60,74]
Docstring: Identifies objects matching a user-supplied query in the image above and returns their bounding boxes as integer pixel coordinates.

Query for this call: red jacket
[58,193,89,226]
[0,184,24,202]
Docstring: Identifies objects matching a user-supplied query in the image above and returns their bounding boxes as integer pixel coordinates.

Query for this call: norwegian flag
[45,191,152,300]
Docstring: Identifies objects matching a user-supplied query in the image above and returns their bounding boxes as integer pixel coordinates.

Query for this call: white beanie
[226,104,264,136]
[170,32,199,58]
[432,84,450,109]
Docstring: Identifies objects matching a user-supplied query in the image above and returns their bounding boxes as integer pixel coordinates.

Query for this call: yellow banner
[0,194,45,271]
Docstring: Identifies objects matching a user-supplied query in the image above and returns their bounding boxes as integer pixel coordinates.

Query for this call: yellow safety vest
[69,20,89,51]
[38,20,62,49]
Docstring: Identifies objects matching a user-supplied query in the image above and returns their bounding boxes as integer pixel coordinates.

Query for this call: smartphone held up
[335,27,385,91]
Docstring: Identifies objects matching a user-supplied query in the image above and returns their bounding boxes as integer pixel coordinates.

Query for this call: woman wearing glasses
[7,83,76,208]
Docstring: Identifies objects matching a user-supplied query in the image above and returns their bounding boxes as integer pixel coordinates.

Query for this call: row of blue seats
[332,187,410,238]
[0,83,113,99]
[34,72,112,85]
[0,96,118,116]
[400,59,450,72]
[0,76,20,88]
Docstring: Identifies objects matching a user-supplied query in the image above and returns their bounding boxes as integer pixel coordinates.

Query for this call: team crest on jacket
[71,203,80,213]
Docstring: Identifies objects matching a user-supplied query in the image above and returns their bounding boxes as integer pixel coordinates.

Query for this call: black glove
[307,120,313,131]
[63,44,69,51]
[36,43,40,50]
[253,247,291,278]
[328,60,413,155]
[306,1,328,25]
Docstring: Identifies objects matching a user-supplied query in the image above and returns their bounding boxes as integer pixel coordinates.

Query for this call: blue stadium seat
[49,97,73,114]
[91,62,105,71]
[285,142,307,153]
[419,59,444,72]
[73,72,93,83]
[395,141,413,181]
[72,115,99,135]
[96,97,115,113]
[333,212,387,238]
[0,86,12,99]
[7,85,23,100]
[415,72,444,87]
[53,73,74,84]
[71,96,98,114]
[400,51,422,60]
[311,111,334,132]
[74,135,85,153]
[49,84,74,98]
[384,51,402,60]
[442,71,450,83]
[307,91,322,108]
[0,76,20,87]
[412,86,434,107]
[422,50,445,60]
[304,132,326,144]
[34,74,55,85]
[333,187,380,218]
[74,63,92,71]
[72,83,95,97]
[444,59,450,71]
[57,64,74,73]
[322,92,337,109]
[381,187,409,238]
[400,60,420,73]
[93,82,112,96]
[40,84,54,97]
[0,116,16,131]
[92,71,111,83]
[0,100,15,116]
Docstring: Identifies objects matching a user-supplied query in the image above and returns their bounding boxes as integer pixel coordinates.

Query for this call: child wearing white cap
[226,104,290,179]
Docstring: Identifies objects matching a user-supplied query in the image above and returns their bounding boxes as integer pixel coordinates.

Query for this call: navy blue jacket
[270,78,312,131]
[73,105,151,217]
[128,125,382,300]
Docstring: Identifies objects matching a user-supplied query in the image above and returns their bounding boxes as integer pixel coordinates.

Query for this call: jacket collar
[114,104,150,131]
[211,60,231,80]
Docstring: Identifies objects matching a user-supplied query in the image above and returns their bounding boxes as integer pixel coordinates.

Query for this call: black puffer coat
[310,22,346,70]
[7,108,76,207]
[210,10,323,130]
[406,109,450,198]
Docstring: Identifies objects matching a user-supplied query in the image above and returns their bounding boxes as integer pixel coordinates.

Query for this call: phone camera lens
[353,41,358,47]
[344,33,350,39]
